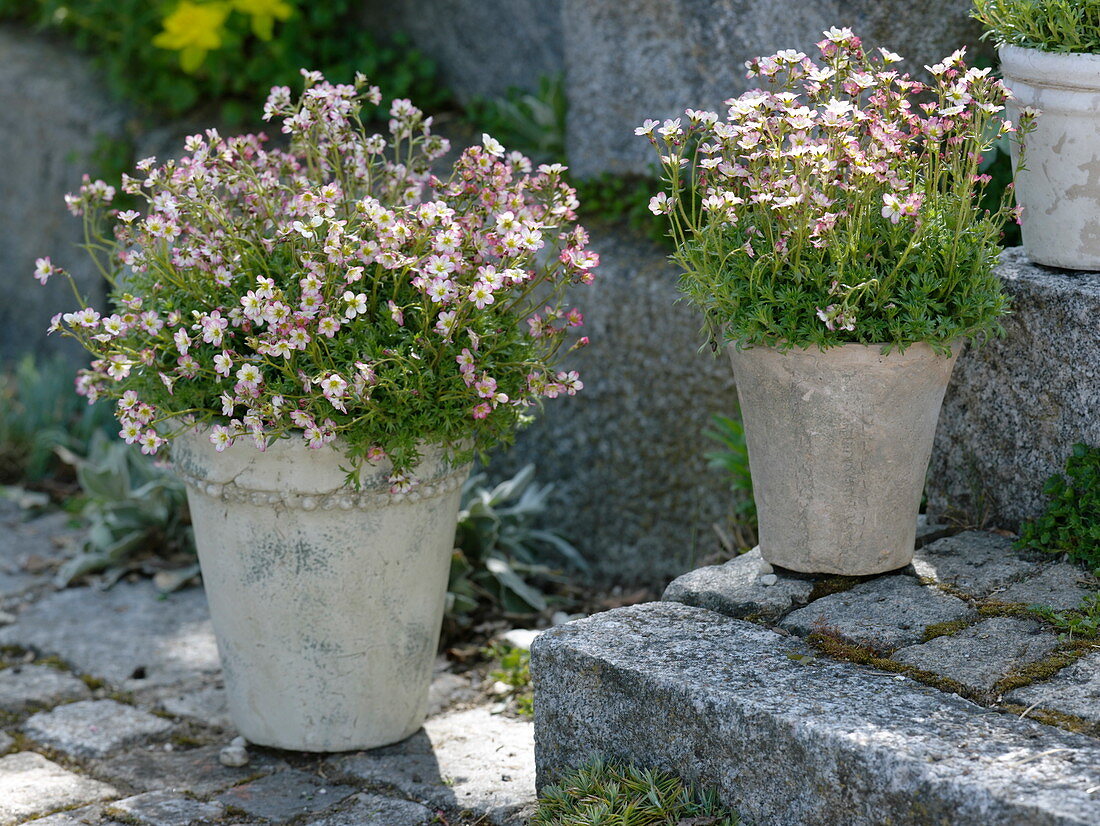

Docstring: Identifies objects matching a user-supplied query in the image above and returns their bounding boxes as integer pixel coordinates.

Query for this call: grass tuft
[532,759,740,826]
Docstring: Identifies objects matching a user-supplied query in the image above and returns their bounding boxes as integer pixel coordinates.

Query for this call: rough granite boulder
[927,247,1100,529]
[0,26,123,362]
[531,603,1100,826]
[563,0,989,177]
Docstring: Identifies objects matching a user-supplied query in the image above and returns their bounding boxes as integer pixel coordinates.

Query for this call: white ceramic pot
[1000,45,1100,271]
[171,430,470,751]
[727,342,961,575]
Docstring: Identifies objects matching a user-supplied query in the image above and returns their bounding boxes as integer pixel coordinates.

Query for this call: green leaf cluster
[54,432,195,589]
[482,641,533,717]
[704,413,756,528]
[448,465,586,629]
[532,760,741,826]
[678,192,1008,353]
[1031,592,1100,640]
[1016,443,1100,570]
[973,0,1100,54]
[0,355,115,484]
[465,74,567,165]
[0,0,446,121]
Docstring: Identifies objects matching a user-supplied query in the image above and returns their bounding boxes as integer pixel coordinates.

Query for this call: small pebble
[0,610,17,626]
[758,560,774,575]
[551,611,571,626]
[501,628,542,650]
[759,574,778,586]
[230,735,247,748]
[219,744,250,767]
[490,680,512,696]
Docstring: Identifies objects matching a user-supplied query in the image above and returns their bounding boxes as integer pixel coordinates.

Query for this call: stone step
[928,247,1100,530]
[531,602,1100,826]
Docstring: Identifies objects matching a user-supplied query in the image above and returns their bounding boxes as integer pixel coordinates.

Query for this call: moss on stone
[992,644,1090,695]
[998,702,1100,737]
[808,626,1096,739]
[921,619,976,642]
[806,575,866,602]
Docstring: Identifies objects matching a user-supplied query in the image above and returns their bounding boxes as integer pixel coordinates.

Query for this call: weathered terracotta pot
[727,342,961,575]
[1000,45,1100,271]
[171,430,470,751]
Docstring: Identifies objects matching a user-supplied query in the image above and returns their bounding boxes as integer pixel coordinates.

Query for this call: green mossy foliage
[0,0,446,121]
[532,760,741,826]
[1016,443,1100,570]
[973,0,1100,54]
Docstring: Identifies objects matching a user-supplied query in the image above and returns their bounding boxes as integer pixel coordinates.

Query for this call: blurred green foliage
[466,74,567,164]
[448,464,586,632]
[54,433,196,590]
[0,355,115,485]
[1016,443,1100,570]
[483,640,533,716]
[0,0,447,122]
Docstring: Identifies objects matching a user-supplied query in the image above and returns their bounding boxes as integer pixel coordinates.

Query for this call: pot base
[729,342,960,577]
[173,431,470,752]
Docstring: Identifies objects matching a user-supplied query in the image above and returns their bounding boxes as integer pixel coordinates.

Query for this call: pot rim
[999,44,1100,89]
[170,426,471,502]
[725,340,963,359]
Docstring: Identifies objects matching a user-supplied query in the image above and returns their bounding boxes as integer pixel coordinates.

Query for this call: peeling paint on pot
[171,430,470,751]
[1001,45,1100,271]
[728,342,961,576]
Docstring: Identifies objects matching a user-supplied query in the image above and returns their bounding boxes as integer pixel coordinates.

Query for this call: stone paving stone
[426,671,475,717]
[0,752,117,826]
[994,563,1100,611]
[106,791,225,826]
[0,504,82,598]
[533,602,1100,826]
[24,699,174,758]
[16,804,105,826]
[100,744,287,797]
[909,531,1039,597]
[150,683,231,729]
[779,575,977,652]
[216,770,355,823]
[1008,652,1100,726]
[662,547,814,622]
[306,793,434,826]
[0,581,218,688]
[891,617,1060,693]
[914,515,956,548]
[327,706,536,826]
[0,664,91,712]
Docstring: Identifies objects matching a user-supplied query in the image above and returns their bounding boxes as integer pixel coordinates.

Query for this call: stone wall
[358,0,563,102]
[489,224,738,586]
[0,26,125,362]
[563,0,990,177]
[927,248,1100,530]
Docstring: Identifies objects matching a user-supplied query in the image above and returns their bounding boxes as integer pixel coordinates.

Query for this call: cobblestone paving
[0,504,535,826]
[665,529,1100,733]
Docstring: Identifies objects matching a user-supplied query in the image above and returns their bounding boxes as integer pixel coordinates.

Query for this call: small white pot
[728,342,960,575]
[171,430,470,752]
[1000,45,1100,271]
